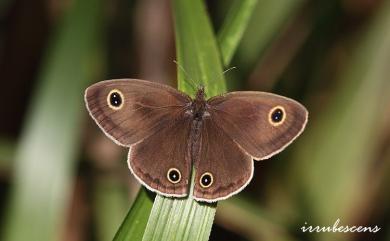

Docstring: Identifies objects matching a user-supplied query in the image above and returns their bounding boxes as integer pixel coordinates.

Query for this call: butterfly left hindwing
[128,110,193,197]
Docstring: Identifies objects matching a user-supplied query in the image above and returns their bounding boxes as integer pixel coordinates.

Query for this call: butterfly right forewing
[207,91,308,160]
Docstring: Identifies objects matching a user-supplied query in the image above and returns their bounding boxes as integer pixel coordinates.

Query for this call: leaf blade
[217,0,258,66]
[113,188,154,241]
[2,0,103,240]
[141,0,226,240]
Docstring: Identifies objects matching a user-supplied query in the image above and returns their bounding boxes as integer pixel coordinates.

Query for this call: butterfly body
[176,87,209,168]
[187,87,208,119]
[85,79,308,202]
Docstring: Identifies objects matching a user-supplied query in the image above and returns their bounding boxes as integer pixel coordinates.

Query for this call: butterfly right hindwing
[193,117,253,202]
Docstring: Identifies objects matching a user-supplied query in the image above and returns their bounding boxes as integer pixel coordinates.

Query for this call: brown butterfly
[85,79,308,202]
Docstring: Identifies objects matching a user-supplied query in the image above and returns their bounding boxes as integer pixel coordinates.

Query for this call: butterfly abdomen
[188,119,203,165]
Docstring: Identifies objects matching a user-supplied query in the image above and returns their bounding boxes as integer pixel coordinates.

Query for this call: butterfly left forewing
[85,79,191,146]
[193,117,253,202]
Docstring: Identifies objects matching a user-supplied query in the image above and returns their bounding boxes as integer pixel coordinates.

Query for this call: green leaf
[174,1,226,96]
[93,177,132,241]
[140,0,224,240]
[218,197,297,241]
[217,0,258,66]
[2,0,103,240]
[113,188,154,241]
[289,0,390,239]
[237,0,305,68]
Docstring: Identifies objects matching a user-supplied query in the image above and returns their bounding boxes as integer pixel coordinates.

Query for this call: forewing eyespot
[199,172,213,188]
[268,106,286,127]
[107,89,124,110]
[167,168,181,184]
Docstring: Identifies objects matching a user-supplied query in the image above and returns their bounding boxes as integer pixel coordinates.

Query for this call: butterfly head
[191,86,208,120]
[195,85,205,100]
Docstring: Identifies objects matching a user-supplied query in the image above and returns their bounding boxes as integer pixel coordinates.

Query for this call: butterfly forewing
[85,79,191,146]
[207,92,308,160]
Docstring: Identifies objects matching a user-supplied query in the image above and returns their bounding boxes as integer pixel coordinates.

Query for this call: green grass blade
[290,0,390,237]
[237,0,305,68]
[93,177,131,241]
[113,188,154,241]
[218,197,297,241]
[217,0,258,66]
[140,0,226,240]
[2,0,103,240]
[174,0,226,96]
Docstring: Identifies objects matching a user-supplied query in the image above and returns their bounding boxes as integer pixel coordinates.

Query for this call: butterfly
[84,79,308,202]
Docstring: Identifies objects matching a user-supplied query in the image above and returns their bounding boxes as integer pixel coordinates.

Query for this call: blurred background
[0,0,389,241]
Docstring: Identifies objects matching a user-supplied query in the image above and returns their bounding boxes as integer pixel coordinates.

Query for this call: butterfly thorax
[191,87,208,121]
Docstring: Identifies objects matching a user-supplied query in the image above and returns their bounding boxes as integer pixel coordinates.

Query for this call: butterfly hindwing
[207,91,308,160]
[128,111,192,197]
[193,117,253,202]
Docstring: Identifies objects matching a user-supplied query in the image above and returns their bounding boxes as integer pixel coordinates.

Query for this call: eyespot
[167,168,181,184]
[107,89,124,110]
[199,172,213,188]
[268,106,286,126]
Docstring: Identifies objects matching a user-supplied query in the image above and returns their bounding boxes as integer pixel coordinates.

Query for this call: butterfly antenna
[208,66,237,91]
[173,60,199,91]
[222,66,237,75]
